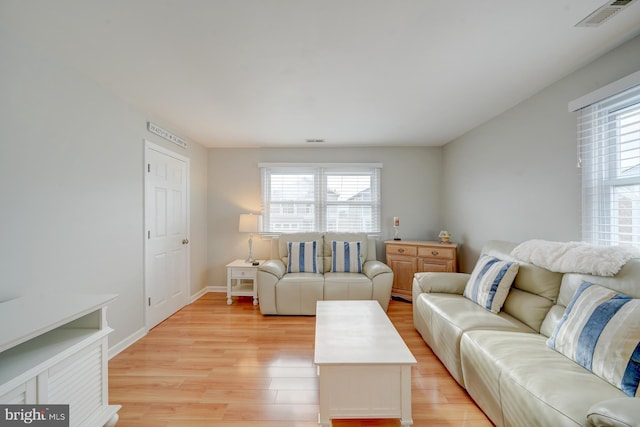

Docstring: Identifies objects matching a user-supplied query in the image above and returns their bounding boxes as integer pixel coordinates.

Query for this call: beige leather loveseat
[413,240,640,427]
[257,232,393,315]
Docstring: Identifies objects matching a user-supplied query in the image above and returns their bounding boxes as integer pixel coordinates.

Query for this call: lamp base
[393,226,401,241]
[246,234,254,263]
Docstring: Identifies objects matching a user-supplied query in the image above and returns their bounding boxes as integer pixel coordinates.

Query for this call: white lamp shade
[239,213,261,233]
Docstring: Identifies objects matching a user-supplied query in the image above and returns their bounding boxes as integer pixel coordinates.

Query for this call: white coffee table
[314,300,417,426]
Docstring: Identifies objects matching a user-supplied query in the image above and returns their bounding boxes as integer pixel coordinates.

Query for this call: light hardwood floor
[109,293,492,426]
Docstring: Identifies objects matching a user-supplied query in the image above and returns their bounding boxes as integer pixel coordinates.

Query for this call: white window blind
[578,82,640,246]
[259,163,382,233]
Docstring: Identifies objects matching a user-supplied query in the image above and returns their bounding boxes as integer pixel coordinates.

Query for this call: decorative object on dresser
[393,217,401,240]
[385,240,458,299]
[438,230,451,243]
[0,294,121,427]
[239,213,261,263]
[226,259,262,305]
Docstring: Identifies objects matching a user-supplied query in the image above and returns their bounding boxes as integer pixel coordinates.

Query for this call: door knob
[182,239,189,245]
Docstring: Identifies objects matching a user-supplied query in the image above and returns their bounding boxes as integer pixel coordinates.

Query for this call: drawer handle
[398,248,404,253]
[432,250,439,256]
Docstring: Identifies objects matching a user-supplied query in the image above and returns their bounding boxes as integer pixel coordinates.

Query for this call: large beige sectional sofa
[413,240,640,427]
[258,232,393,315]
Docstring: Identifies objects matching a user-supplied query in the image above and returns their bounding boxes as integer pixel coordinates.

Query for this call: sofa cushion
[482,240,562,300]
[547,282,640,397]
[330,240,362,273]
[461,330,627,427]
[324,272,372,300]
[464,255,519,313]
[287,241,318,273]
[275,274,324,314]
[502,288,556,334]
[414,293,534,387]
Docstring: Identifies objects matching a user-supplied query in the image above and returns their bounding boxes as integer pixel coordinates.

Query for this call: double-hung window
[259,163,381,234]
[573,72,640,246]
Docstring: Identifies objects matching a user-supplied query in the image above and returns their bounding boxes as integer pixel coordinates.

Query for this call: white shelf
[230,282,254,294]
[0,294,120,427]
[0,328,109,390]
[0,294,117,353]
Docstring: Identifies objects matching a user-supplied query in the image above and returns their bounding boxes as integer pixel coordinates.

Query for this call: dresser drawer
[417,246,455,260]
[386,244,417,257]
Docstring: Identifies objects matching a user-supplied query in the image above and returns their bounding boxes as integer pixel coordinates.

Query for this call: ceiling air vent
[576,0,635,27]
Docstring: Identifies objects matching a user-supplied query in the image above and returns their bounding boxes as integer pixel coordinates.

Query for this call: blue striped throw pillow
[547,282,640,397]
[463,255,519,313]
[331,241,362,273]
[287,241,317,273]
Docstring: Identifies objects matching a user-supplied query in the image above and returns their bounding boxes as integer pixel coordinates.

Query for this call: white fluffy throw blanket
[510,239,640,277]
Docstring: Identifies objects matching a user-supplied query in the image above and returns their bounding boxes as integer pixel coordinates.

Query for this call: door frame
[143,139,191,331]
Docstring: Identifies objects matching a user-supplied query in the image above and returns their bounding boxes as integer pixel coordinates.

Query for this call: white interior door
[145,141,190,330]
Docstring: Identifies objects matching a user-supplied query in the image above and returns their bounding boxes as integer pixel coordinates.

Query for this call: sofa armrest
[413,272,470,295]
[587,398,640,427]
[363,260,393,311]
[362,260,393,279]
[258,259,286,280]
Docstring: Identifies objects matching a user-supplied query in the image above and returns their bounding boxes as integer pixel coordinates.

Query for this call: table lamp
[239,213,261,262]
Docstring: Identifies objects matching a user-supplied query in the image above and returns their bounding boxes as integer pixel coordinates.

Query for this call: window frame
[259,163,382,235]
[573,71,640,246]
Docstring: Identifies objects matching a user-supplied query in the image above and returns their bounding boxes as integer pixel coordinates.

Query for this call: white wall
[207,146,443,287]
[442,34,640,272]
[0,30,208,349]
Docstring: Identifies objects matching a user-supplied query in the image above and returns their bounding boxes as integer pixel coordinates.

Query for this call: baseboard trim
[109,327,146,360]
[191,286,226,302]
[190,287,209,303]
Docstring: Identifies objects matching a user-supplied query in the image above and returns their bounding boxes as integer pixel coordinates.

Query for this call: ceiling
[2,1,640,148]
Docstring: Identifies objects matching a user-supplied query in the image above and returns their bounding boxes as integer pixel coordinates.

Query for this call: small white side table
[226,259,262,305]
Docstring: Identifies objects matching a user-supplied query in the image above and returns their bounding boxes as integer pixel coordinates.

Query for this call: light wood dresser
[385,240,458,300]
